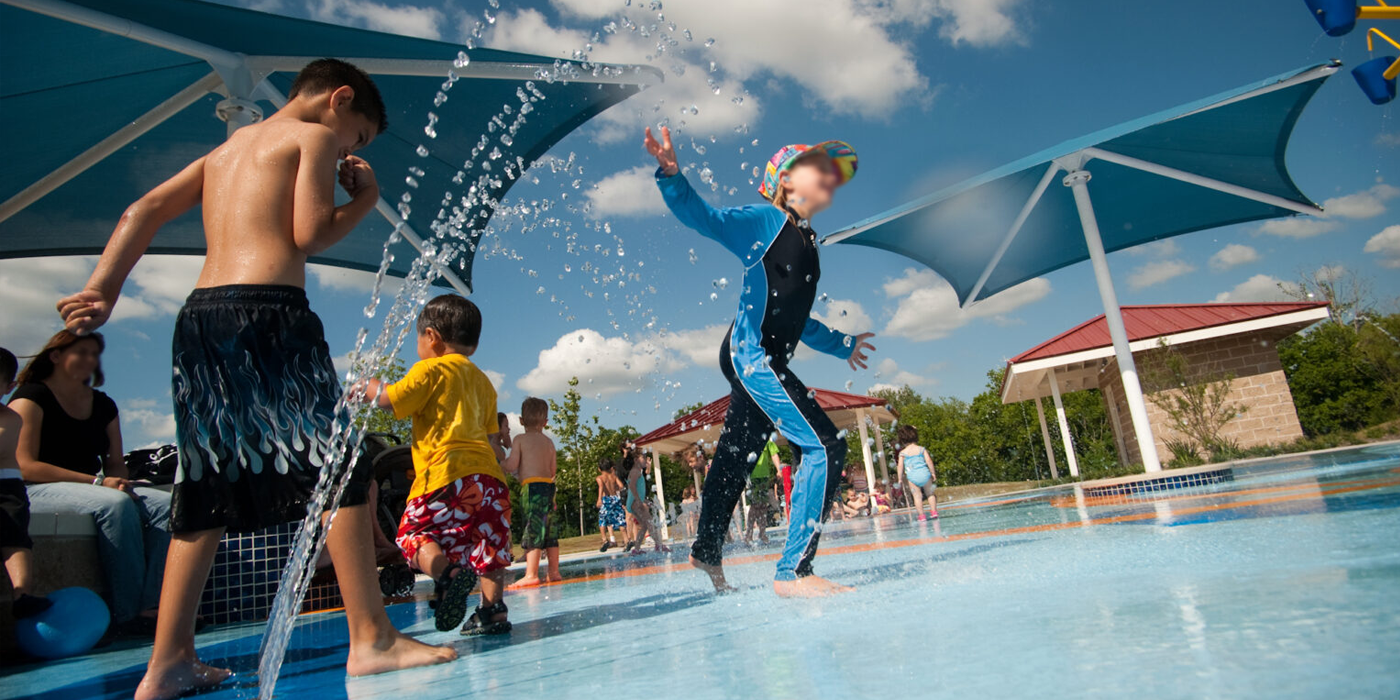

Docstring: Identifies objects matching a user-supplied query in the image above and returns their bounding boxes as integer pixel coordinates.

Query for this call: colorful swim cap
[759,141,858,199]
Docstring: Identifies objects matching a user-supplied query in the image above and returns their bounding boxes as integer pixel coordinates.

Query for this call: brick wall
[1098,331,1304,466]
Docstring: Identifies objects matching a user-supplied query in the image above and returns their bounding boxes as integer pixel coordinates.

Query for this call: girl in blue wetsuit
[644,127,876,597]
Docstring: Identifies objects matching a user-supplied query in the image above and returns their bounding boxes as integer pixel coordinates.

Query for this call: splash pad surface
[7,443,1400,700]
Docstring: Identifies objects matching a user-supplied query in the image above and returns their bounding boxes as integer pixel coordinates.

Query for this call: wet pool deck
[6,442,1400,700]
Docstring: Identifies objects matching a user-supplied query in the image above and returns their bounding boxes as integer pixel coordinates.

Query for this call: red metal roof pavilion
[1009,302,1331,365]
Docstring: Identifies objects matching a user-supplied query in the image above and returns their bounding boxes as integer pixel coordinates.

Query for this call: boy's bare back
[198,117,375,289]
[512,431,557,483]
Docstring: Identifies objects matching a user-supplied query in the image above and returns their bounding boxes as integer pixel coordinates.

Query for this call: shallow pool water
[7,443,1400,699]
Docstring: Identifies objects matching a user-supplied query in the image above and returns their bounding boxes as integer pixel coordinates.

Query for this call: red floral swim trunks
[396,474,513,575]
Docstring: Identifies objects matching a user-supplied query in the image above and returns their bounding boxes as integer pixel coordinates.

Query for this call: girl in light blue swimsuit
[897,424,939,520]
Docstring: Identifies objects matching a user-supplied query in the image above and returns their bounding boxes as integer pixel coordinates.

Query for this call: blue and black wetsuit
[657,169,853,581]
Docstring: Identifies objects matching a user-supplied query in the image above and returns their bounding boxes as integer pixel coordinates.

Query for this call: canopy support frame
[650,450,669,542]
[855,408,879,504]
[964,163,1061,307]
[3,0,659,296]
[1034,397,1060,479]
[0,71,222,225]
[1046,368,1080,478]
[1061,167,1163,472]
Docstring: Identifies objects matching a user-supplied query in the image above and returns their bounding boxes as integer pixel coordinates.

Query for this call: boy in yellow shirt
[360,295,512,635]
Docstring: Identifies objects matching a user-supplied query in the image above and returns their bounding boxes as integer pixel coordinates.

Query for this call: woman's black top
[9,382,119,477]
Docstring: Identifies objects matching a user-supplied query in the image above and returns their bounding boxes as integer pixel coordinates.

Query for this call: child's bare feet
[689,556,736,593]
[135,658,232,700]
[508,576,542,589]
[346,630,456,677]
[773,576,855,598]
[546,572,563,583]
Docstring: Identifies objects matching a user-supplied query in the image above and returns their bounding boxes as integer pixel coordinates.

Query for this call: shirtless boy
[57,59,455,700]
[502,398,562,587]
[595,458,627,552]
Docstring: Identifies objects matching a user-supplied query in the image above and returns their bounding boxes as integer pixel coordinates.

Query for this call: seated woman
[9,331,172,633]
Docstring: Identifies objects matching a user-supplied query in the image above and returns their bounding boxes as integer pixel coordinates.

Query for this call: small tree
[362,356,412,440]
[1142,340,1247,462]
[548,377,598,537]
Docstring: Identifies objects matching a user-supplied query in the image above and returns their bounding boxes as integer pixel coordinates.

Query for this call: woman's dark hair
[896,424,918,446]
[621,442,641,469]
[288,58,388,133]
[17,331,105,387]
[418,294,481,349]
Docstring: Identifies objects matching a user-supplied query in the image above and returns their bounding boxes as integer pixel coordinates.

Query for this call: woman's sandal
[459,601,512,637]
[431,564,478,632]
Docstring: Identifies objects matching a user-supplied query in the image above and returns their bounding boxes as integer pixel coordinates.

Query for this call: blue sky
[2,0,1397,449]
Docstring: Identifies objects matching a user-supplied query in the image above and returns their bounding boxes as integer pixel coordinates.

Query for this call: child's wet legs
[329,504,456,676]
[136,528,229,700]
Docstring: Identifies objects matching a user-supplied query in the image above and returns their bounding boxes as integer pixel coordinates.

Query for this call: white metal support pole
[1047,368,1079,478]
[856,409,879,501]
[872,417,891,486]
[1064,168,1162,472]
[650,451,669,541]
[1034,397,1060,479]
[1102,384,1130,467]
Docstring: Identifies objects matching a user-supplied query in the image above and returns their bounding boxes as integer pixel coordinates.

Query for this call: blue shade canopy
[826,63,1338,306]
[0,0,660,292]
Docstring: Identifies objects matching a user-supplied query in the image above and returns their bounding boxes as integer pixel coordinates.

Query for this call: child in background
[595,458,627,552]
[0,348,51,620]
[59,59,455,698]
[503,398,561,587]
[492,412,512,463]
[871,482,892,515]
[896,425,938,520]
[622,443,670,556]
[360,294,513,636]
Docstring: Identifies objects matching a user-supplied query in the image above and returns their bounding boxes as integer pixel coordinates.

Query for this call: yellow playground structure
[1305,0,1400,103]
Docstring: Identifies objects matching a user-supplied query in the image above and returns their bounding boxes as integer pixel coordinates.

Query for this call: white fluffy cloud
[1127,259,1195,290]
[1322,183,1400,220]
[1126,239,1180,257]
[880,267,1051,342]
[812,299,874,335]
[1378,133,1400,148]
[584,165,669,219]
[923,0,1026,46]
[1258,183,1398,238]
[1257,217,1341,239]
[307,0,445,39]
[1212,274,1295,303]
[1364,225,1400,269]
[517,328,684,397]
[1208,243,1259,272]
[869,357,932,392]
[651,324,728,368]
[123,398,178,449]
[0,255,202,355]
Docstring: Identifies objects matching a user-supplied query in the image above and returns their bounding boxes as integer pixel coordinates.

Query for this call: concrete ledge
[27,510,99,538]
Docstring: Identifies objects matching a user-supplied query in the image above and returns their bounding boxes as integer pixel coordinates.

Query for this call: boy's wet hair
[521,397,548,428]
[897,424,918,445]
[0,347,15,386]
[418,294,481,349]
[288,58,389,134]
[599,457,615,473]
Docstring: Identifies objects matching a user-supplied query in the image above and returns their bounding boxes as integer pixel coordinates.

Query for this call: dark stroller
[363,432,418,597]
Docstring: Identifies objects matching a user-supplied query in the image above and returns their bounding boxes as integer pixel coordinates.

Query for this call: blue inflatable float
[14,587,110,659]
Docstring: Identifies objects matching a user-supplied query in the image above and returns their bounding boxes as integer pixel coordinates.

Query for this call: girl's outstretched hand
[847,332,877,371]
[644,126,679,176]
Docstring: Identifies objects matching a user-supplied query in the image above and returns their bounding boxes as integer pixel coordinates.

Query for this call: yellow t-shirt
[386,354,503,500]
